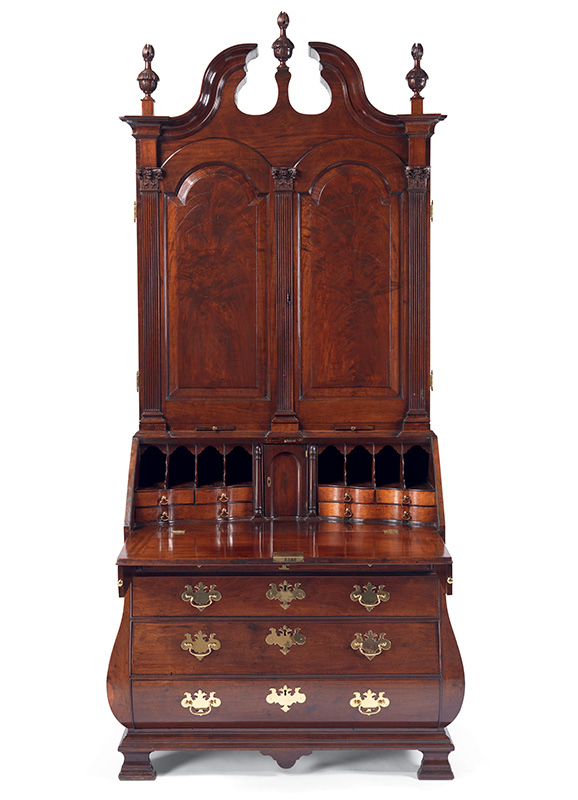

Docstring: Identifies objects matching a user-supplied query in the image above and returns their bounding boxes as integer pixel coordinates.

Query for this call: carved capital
[137,167,163,191]
[272,167,296,191]
[405,166,431,191]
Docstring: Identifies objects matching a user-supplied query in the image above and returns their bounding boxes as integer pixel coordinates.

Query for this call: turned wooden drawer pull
[180,630,221,660]
[181,582,222,610]
[350,582,390,611]
[181,690,221,716]
[350,630,391,660]
[350,690,390,716]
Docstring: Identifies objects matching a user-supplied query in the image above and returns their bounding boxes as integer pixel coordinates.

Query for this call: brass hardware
[159,495,169,505]
[344,507,353,518]
[350,690,390,716]
[266,685,307,713]
[160,511,170,522]
[267,579,306,609]
[383,528,399,535]
[265,625,306,655]
[181,690,221,716]
[136,370,139,392]
[351,426,356,430]
[402,510,412,521]
[133,200,137,222]
[218,508,229,518]
[266,476,271,488]
[219,492,228,502]
[272,552,304,564]
[181,582,222,610]
[117,579,123,588]
[430,369,434,390]
[181,630,221,661]
[344,492,352,502]
[350,582,391,611]
[447,577,454,584]
[351,630,392,660]
[430,200,434,221]
[402,494,410,505]
[171,529,185,534]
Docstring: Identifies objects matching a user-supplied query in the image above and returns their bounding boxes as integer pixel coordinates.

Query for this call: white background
[2,0,576,796]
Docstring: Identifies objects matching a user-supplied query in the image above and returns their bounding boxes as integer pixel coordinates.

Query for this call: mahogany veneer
[108,12,464,781]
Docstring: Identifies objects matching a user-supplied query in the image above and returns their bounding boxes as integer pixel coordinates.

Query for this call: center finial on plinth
[272,11,294,67]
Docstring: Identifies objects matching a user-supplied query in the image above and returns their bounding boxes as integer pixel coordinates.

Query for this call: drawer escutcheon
[180,631,221,660]
[350,582,391,611]
[265,625,306,655]
[266,685,307,713]
[266,580,306,609]
[350,630,392,660]
[181,582,222,611]
[350,689,390,716]
[181,690,221,716]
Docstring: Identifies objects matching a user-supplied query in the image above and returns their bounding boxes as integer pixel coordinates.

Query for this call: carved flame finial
[138,43,159,113]
[406,43,428,113]
[272,11,294,67]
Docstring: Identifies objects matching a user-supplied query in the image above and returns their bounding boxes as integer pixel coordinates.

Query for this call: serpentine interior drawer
[131,677,440,727]
[131,619,439,675]
[132,575,439,618]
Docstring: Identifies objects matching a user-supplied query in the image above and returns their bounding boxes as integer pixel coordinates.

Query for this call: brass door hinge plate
[136,370,139,392]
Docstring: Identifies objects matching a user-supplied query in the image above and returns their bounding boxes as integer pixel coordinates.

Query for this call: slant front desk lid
[117,521,451,567]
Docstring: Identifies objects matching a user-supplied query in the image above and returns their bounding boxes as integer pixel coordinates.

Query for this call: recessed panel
[300,165,400,399]
[167,166,267,398]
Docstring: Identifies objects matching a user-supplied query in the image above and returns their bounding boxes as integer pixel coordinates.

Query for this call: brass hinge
[430,200,434,221]
[136,370,139,392]
[134,201,137,222]
[430,370,433,390]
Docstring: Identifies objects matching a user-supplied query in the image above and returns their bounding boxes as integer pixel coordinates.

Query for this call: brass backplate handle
[159,494,169,506]
[266,580,306,609]
[344,492,352,502]
[351,630,392,660]
[350,582,390,611]
[344,507,353,518]
[181,630,221,661]
[181,582,222,610]
[350,690,390,716]
[219,492,228,502]
[181,690,221,716]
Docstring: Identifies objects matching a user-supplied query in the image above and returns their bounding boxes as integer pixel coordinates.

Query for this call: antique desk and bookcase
[107,13,465,780]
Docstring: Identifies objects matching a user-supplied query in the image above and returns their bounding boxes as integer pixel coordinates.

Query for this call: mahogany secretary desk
[107,13,465,780]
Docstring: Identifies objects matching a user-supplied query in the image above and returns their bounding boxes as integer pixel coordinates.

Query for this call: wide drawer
[131,620,439,675]
[132,677,440,726]
[132,575,439,618]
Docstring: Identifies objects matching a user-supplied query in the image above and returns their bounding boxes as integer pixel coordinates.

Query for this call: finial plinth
[138,43,159,114]
[272,11,294,68]
[406,42,428,113]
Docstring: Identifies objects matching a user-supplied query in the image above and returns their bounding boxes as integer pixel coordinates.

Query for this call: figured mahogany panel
[298,156,404,428]
[264,446,306,517]
[164,164,272,429]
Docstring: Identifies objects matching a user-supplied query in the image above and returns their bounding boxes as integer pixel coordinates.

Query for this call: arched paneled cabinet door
[161,144,273,432]
[295,140,406,431]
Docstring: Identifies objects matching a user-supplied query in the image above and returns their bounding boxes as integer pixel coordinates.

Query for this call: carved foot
[118,751,156,781]
[417,750,454,780]
[260,748,313,769]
